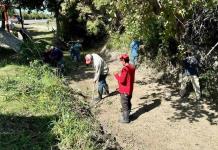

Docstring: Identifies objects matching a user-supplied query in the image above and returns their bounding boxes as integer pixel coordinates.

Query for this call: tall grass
[0,60,96,149]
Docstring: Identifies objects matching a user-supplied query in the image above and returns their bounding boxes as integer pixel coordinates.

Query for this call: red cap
[119,54,129,61]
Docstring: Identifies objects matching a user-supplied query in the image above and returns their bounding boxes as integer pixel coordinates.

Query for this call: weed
[0,61,97,149]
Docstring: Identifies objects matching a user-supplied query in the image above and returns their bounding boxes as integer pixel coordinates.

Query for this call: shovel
[92,82,96,101]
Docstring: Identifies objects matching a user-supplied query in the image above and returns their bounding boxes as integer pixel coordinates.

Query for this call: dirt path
[69,53,218,150]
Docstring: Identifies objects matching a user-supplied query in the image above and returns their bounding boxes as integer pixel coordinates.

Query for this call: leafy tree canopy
[1,0,45,10]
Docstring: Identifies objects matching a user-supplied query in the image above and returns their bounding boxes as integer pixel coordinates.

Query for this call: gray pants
[180,75,201,99]
[120,94,132,112]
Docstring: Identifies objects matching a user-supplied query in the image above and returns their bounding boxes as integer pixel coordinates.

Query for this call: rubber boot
[118,111,129,123]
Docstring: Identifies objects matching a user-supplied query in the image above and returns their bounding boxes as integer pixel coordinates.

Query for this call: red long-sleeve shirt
[114,64,135,96]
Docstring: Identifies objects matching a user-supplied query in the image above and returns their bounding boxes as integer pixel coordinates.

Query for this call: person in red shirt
[114,54,135,123]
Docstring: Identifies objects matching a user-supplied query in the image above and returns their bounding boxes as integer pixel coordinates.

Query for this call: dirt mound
[0,29,22,52]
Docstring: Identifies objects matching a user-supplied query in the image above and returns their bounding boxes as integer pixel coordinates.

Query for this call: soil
[69,52,218,150]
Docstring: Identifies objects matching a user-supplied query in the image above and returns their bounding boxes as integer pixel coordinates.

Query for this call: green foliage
[107,33,131,51]
[19,41,47,63]
[52,112,94,149]
[93,0,111,10]
[86,19,102,35]
[2,0,45,10]
[22,11,51,20]
[201,68,218,103]
[0,61,96,149]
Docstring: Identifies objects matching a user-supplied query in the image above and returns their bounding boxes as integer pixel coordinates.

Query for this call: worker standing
[114,54,135,123]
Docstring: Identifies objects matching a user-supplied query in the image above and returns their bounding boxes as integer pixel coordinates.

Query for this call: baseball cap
[119,54,129,61]
[85,54,92,64]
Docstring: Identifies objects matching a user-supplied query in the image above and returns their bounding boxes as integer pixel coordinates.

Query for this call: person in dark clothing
[180,50,201,100]
[70,40,82,63]
[114,54,136,123]
[42,46,64,71]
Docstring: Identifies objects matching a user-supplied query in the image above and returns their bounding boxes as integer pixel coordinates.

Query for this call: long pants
[71,51,81,62]
[180,75,201,99]
[120,94,132,112]
[98,74,108,98]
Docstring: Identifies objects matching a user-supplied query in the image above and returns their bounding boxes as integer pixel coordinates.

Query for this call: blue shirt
[130,40,140,57]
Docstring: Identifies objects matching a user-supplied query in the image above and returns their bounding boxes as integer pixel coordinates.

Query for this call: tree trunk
[1,11,5,29]
[19,6,24,29]
[55,6,61,37]
[4,6,10,32]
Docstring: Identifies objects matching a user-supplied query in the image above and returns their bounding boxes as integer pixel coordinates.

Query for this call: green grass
[0,22,109,150]
[28,22,55,44]
[0,65,24,77]
[0,114,56,150]
[0,63,56,149]
[0,61,97,149]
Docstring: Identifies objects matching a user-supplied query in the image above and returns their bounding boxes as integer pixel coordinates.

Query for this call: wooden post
[1,4,6,29]
[0,3,10,32]
[4,5,10,32]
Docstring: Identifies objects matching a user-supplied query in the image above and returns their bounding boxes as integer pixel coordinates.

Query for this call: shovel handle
[92,83,96,100]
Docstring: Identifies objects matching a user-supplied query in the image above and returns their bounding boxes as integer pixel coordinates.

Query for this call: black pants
[120,94,132,112]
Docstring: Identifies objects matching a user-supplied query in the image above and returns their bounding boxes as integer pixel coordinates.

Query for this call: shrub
[19,40,48,63]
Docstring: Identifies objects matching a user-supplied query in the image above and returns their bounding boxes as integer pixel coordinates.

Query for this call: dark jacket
[42,47,63,66]
[49,47,63,62]
[183,56,200,76]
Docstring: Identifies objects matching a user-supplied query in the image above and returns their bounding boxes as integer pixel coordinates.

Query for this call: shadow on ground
[136,76,218,125]
[29,30,54,37]
[91,90,120,108]
[64,53,94,81]
[130,99,161,122]
[0,48,16,59]
[161,83,218,125]
[103,90,120,99]
[152,71,218,124]
[0,114,58,150]
[0,48,21,67]
[168,96,218,125]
